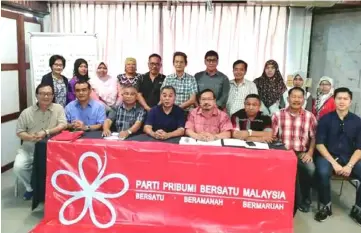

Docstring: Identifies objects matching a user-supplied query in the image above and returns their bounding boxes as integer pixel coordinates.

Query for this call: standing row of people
[41,51,336,121]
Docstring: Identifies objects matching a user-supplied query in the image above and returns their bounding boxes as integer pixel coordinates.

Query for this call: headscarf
[73,58,90,81]
[316,76,334,112]
[293,71,306,88]
[96,61,110,79]
[254,60,287,108]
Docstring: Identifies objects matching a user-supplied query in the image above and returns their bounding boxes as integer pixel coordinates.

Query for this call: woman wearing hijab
[254,60,287,116]
[67,58,90,102]
[117,57,143,92]
[312,76,336,120]
[90,62,122,112]
[280,71,312,111]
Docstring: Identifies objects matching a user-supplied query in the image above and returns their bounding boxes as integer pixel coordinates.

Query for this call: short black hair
[74,80,91,90]
[198,88,216,101]
[36,83,53,95]
[205,50,218,60]
[288,87,305,96]
[149,53,162,61]
[245,94,261,102]
[233,60,248,71]
[122,84,138,92]
[161,85,176,95]
[73,58,89,81]
[334,87,352,100]
[173,51,187,65]
[49,55,66,69]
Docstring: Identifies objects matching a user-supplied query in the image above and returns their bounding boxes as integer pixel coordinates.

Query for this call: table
[30,134,297,233]
[31,132,289,211]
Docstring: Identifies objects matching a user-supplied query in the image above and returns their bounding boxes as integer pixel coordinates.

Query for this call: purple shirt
[67,76,78,103]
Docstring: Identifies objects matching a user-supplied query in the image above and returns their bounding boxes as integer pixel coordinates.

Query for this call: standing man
[226,60,258,116]
[14,83,67,200]
[65,81,106,131]
[138,54,166,111]
[161,52,198,116]
[195,50,230,110]
[272,87,317,212]
[314,87,361,224]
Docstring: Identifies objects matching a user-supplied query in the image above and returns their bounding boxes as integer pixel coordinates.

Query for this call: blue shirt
[65,99,106,125]
[316,111,361,159]
[145,105,185,132]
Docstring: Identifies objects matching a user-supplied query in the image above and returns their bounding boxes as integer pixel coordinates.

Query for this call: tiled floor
[1,169,360,232]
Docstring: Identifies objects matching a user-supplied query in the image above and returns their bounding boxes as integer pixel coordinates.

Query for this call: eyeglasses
[53,63,64,68]
[206,59,217,63]
[149,62,161,67]
[37,92,53,97]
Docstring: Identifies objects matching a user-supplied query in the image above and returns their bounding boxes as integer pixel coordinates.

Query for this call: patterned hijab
[254,60,287,108]
[316,76,334,112]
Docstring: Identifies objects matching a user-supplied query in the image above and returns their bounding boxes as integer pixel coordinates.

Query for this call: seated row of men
[14,81,361,225]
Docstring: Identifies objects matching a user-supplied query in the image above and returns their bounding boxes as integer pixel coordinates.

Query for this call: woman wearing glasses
[312,76,336,120]
[40,55,68,107]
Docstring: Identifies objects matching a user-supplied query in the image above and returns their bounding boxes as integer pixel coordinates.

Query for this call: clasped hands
[196,132,218,142]
[332,162,352,177]
[29,130,47,142]
[153,130,169,140]
[70,120,86,130]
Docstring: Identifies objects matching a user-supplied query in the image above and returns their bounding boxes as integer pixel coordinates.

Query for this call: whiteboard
[28,33,98,104]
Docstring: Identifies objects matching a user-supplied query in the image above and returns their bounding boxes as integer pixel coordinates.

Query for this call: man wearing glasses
[138,54,166,112]
[195,50,230,110]
[14,83,67,200]
[315,87,361,225]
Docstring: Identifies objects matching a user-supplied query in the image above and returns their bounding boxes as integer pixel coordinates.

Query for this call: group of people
[13,50,361,226]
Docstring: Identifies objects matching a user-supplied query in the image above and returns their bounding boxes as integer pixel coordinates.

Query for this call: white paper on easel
[245,142,269,150]
[223,139,247,147]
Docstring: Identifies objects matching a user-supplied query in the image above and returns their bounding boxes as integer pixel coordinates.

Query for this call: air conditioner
[247,1,340,7]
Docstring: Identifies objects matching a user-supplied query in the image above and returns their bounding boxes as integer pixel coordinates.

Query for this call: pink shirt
[89,76,122,107]
[185,107,233,134]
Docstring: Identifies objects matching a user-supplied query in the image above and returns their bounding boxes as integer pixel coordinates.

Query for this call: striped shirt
[226,79,258,116]
[108,103,145,132]
[272,108,317,151]
[161,73,198,110]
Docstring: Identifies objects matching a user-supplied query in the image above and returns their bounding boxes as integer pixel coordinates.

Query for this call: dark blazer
[41,72,69,103]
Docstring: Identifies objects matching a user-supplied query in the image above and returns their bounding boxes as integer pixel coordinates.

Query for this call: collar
[231,79,246,86]
[159,104,175,114]
[205,70,219,77]
[75,99,93,108]
[173,73,186,79]
[33,103,54,112]
[285,107,305,116]
[146,72,163,79]
[246,111,263,120]
[335,110,350,121]
[196,106,218,116]
[121,103,137,110]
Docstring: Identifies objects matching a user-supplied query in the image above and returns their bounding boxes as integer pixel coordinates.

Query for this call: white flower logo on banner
[51,151,129,229]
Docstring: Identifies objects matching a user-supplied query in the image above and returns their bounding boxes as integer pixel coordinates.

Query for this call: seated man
[185,89,233,141]
[231,94,272,142]
[14,83,67,200]
[272,87,317,212]
[103,85,145,139]
[65,81,106,131]
[144,86,185,140]
[314,87,361,224]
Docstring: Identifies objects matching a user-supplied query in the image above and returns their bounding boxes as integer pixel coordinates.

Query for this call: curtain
[47,2,161,77]
[45,2,288,81]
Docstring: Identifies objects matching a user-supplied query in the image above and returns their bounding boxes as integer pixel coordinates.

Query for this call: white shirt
[226,79,258,116]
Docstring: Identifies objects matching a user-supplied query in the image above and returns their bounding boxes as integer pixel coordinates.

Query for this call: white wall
[309,9,361,116]
[1,16,21,167]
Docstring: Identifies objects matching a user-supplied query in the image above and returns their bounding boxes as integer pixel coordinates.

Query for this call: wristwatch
[347,163,354,169]
[248,129,253,136]
[127,130,132,135]
[45,129,50,137]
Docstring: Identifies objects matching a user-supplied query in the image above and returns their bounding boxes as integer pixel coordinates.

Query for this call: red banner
[31,139,297,233]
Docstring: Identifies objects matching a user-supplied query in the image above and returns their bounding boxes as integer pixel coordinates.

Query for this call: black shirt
[231,109,272,131]
[139,72,166,107]
[316,111,361,160]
